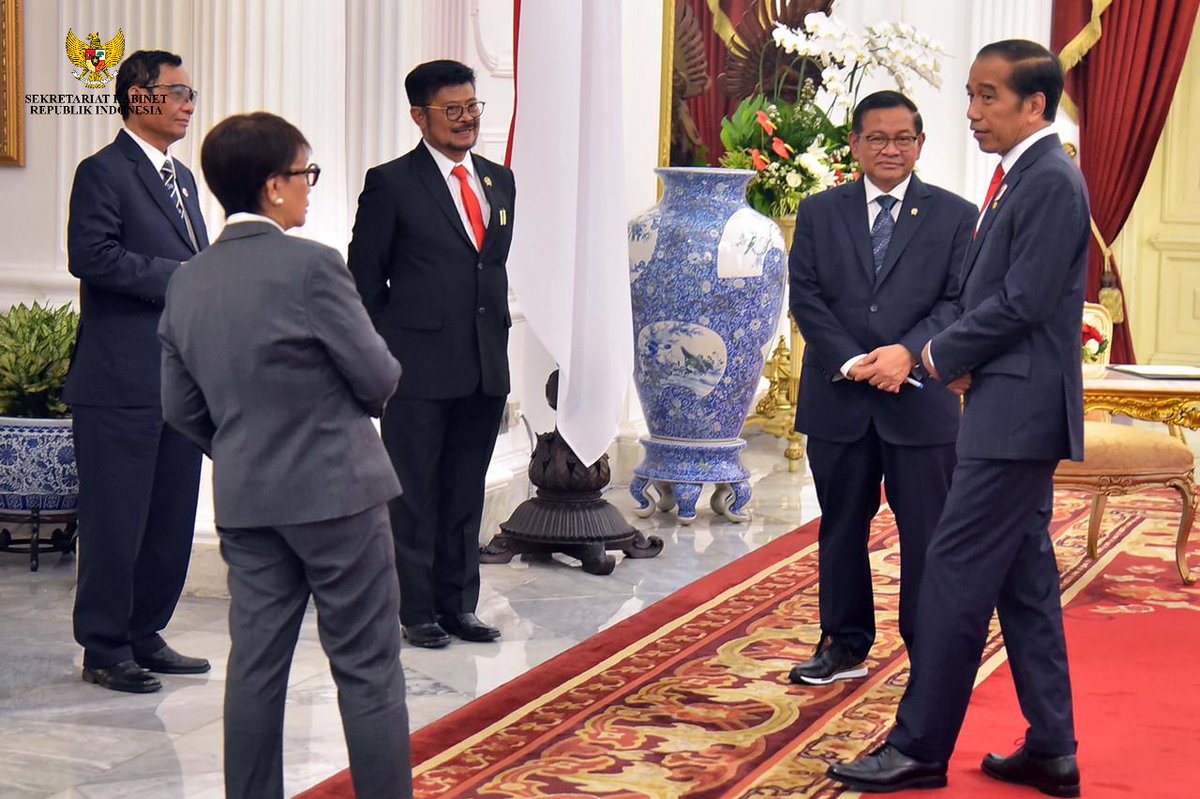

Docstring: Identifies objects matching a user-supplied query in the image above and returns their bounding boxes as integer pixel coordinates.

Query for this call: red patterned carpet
[299,491,1200,798]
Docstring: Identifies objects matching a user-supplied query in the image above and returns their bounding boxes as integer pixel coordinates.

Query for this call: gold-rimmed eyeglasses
[424,101,486,121]
[860,134,919,152]
[284,163,321,187]
[144,83,199,104]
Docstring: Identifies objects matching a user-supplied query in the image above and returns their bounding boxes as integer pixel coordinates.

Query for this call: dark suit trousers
[220,504,411,799]
[71,405,202,667]
[381,389,506,625]
[807,424,955,660]
[888,458,1077,763]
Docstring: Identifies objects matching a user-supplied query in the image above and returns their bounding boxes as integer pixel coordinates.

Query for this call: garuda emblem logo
[66,28,125,89]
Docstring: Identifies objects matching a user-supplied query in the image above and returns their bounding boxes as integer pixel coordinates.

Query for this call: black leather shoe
[403,622,452,648]
[82,660,162,693]
[827,742,948,793]
[789,637,867,685]
[982,746,1080,797]
[135,644,211,674]
[437,612,501,642]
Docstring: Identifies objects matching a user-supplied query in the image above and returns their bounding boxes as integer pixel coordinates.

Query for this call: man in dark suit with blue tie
[787,91,975,686]
[66,50,210,693]
[348,60,515,648]
[828,41,1087,797]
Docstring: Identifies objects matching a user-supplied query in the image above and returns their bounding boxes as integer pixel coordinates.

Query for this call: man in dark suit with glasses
[66,49,210,693]
[348,59,515,649]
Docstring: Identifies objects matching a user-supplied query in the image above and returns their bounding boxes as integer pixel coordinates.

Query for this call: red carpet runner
[299,491,1199,798]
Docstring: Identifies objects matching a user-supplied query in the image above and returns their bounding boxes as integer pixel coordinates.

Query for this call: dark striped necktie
[160,160,187,224]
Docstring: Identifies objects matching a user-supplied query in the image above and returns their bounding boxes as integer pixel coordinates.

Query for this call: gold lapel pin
[910,207,918,216]
[483,176,493,187]
[500,209,507,226]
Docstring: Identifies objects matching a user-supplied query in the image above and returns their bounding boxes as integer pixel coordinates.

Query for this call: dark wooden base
[482,490,663,575]
[0,509,77,572]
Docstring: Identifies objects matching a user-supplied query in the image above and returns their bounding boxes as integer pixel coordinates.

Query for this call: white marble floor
[0,433,819,799]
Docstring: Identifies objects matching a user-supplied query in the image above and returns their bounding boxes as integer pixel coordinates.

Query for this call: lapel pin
[182,187,189,198]
[500,209,507,226]
[483,176,493,187]
[910,207,918,216]
[992,183,1008,209]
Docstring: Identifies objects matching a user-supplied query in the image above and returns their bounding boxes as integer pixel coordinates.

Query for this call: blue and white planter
[0,417,78,514]
[628,168,786,524]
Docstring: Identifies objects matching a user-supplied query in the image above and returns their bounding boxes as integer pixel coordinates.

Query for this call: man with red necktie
[348,60,516,649]
[827,40,1087,797]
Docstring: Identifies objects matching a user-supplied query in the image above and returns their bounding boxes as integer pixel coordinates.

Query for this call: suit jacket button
[869,304,879,313]
[477,261,484,270]
[478,306,486,315]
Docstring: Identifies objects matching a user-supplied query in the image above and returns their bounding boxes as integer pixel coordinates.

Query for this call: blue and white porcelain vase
[627,168,786,524]
[0,417,78,513]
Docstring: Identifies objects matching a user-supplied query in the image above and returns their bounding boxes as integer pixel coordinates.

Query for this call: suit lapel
[177,165,209,249]
[412,144,475,250]
[957,135,1059,287]
[838,181,875,284]
[473,154,501,257]
[874,174,930,288]
[118,132,197,252]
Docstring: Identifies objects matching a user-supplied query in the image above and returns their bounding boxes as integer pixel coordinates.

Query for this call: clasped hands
[849,343,972,396]
[848,344,917,394]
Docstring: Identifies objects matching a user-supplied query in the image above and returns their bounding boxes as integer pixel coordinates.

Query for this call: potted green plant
[0,302,80,569]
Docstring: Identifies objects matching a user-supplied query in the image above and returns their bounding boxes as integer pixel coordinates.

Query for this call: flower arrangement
[1082,323,1109,364]
[718,12,947,218]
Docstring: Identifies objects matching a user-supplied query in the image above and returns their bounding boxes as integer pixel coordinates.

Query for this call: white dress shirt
[422,139,491,250]
[226,212,285,233]
[838,174,913,378]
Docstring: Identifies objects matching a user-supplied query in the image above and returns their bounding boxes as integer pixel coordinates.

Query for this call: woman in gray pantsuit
[158,112,412,799]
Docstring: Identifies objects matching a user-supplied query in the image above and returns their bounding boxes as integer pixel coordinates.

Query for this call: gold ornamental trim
[1084,393,1200,431]
[1058,0,1115,123]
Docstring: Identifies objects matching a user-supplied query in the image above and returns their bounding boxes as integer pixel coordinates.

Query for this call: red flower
[755,110,776,136]
[771,137,794,160]
[1082,324,1104,345]
[750,148,768,171]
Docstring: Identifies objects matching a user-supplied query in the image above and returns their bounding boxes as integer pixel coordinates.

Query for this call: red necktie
[974,163,1006,238]
[451,164,486,250]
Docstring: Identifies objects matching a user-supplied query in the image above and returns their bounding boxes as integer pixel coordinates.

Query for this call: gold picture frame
[658,0,674,168]
[0,0,24,167]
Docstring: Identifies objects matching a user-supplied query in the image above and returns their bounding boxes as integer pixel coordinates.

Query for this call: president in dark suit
[788,91,975,686]
[348,60,514,648]
[66,50,210,693]
[829,41,1086,797]
[160,112,412,799]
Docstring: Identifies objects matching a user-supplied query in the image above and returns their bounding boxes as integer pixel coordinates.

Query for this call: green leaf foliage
[0,302,79,418]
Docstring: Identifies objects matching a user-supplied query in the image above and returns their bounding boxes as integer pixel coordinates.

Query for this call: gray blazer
[158,221,402,528]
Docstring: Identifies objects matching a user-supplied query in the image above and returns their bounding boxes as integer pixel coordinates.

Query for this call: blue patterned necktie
[871,194,897,273]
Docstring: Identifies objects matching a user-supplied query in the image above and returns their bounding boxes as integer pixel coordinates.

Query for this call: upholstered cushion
[1056,421,1195,477]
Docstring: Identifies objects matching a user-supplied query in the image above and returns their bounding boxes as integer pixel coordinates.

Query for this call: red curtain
[681,0,755,165]
[1051,0,1200,363]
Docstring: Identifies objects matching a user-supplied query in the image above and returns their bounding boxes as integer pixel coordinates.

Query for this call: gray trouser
[220,504,412,799]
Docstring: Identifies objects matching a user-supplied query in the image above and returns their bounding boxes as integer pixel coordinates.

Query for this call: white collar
[1000,125,1058,173]
[863,173,912,207]
[124,126,172,172]
[422,139,475,181]
[225,212,285,233]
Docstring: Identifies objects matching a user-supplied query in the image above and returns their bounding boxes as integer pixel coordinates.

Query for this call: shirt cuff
[839,353,868,381]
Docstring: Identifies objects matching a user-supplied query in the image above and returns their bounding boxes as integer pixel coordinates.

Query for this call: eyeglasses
[861,134,919,152]
[424,101,486,121]
[144,83,199,104]
[283,163,321,187]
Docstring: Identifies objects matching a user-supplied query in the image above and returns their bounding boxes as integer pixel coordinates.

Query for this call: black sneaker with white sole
[788,638,867,685]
